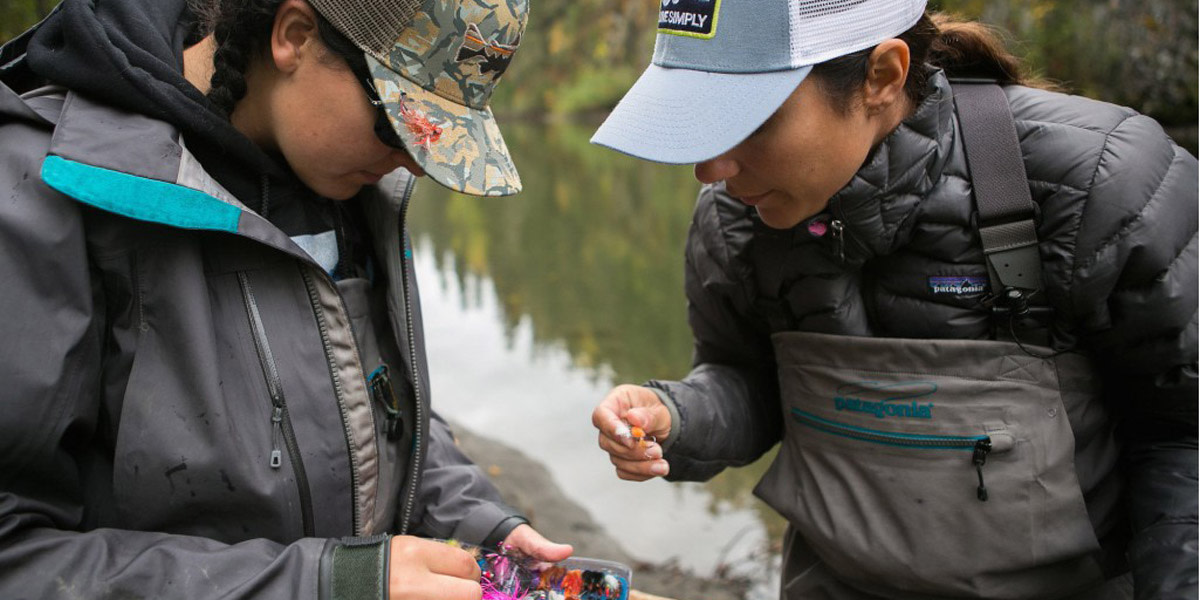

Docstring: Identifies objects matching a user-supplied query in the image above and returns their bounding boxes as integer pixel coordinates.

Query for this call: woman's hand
[592,384,673,481]
[503,524,574,563]
[388,535,481,600]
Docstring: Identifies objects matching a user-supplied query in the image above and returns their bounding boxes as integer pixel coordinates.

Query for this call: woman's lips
[730,190,770,206]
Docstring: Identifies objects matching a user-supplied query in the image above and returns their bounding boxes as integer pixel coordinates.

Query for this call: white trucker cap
[591,0,927,164]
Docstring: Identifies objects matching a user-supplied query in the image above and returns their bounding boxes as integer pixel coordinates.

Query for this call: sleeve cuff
[645,383,683,453]
[449,501,527,548]
[481,515,530,550]
[320,535,390,600]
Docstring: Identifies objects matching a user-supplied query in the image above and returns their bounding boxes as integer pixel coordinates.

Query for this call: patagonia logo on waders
[928,276,988,296]
[659,0,721,39]
[833,381,937,420]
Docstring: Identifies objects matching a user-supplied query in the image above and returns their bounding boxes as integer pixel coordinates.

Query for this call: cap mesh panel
[309,0,423,57]
[788,0,926,67]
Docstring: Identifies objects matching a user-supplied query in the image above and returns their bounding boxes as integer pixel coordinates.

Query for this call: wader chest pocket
[789,408,1014,502]
[755,331,1103,599]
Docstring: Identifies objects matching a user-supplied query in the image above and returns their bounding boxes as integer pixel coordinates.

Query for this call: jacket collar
[39,90,301,250]
[826,69,957,263]
[37,89,415,269]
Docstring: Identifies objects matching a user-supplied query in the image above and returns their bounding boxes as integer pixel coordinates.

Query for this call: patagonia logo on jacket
[833,381,937,420]
[928,276,988,296]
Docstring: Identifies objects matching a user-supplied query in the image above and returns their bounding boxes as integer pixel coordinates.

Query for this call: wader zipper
[972,438,992,501]
[396,176,424,535]
[239,273,316,535]
[791,408,994,502]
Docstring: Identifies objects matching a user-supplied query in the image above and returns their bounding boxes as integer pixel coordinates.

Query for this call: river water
[406,122,785,598]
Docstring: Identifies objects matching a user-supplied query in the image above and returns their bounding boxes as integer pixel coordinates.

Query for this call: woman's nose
[393,147,426,177]
[694,153,739,184]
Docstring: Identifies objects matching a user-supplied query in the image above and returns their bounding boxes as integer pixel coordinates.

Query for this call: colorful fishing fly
[464,541,631,600]
[396,92,443,150]
[614,421,657,459]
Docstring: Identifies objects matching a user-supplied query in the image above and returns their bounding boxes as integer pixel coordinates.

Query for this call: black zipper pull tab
[973,438,992,501]
[270,406,283,469]
[830,219,846,263]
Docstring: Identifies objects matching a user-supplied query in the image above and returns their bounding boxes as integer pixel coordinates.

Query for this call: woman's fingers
[389,536,482,600]
[593,384,674,481]
[502,524,574,563]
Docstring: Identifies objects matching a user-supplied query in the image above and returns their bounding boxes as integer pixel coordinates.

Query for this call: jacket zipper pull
[830,219,846,263]
[270,406,284,469]
[973,438,992,501]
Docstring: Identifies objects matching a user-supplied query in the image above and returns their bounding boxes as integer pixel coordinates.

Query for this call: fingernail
[650,461,669,476]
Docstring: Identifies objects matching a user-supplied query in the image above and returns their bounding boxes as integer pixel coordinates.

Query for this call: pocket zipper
[239,272,315,535]
[791,408,996,502]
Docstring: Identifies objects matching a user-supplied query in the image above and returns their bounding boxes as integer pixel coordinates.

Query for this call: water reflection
[408,121,786,593]
[411,122,698,384]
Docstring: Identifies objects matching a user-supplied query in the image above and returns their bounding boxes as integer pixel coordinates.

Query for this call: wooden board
[629,591,680,600]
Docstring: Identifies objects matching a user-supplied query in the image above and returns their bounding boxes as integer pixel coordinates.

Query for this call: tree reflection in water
[408,121,786,589]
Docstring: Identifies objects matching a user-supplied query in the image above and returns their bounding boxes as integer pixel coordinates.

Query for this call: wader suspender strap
[952,83,1044,300]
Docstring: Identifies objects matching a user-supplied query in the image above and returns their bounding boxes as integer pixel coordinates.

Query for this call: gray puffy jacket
[0,76,522,599]
[650,72,1198,597]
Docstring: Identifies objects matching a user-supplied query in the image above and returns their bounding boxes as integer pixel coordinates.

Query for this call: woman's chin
[756,206,806,230]
[310,179,361,201]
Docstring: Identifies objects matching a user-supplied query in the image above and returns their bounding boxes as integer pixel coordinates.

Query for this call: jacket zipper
[299,267,364,535]
[396,176,424,535]
[830,219,846,262]
[829,198,871,265]
[238,272,316,535]
[790,408,994,502]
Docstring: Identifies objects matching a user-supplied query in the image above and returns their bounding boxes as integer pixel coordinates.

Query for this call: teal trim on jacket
[41,155,241,233]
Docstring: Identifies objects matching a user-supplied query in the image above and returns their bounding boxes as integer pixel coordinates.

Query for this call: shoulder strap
[951,82,1043,299]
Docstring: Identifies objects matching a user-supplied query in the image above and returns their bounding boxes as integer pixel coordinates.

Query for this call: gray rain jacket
[0,33,522,600]
[650,72,1198,597]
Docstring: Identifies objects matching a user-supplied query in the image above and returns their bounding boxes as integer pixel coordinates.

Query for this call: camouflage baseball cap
[309,0,528,197]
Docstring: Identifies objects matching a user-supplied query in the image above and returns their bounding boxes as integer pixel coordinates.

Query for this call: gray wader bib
[754,331,1131,599]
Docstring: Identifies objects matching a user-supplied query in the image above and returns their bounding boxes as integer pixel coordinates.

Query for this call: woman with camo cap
[0,0,569,598]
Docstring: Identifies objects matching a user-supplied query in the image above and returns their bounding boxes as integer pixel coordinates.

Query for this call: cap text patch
[659,0,722,39]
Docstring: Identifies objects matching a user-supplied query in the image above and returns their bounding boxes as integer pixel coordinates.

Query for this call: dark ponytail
[811,12,1054,113]
[195,0,367,118]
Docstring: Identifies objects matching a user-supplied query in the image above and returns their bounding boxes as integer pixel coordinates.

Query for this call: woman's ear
[862,39,911,115]
[270,0,321,75]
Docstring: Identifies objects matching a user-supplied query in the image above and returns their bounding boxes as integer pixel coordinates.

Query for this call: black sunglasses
[357,74,407,150]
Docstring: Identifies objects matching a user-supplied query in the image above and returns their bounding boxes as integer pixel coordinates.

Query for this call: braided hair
[195,0,367,118]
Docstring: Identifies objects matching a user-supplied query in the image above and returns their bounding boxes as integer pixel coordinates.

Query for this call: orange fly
[397,93,442,150]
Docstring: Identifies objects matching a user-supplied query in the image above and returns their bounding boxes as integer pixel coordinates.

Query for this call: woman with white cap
[0,0,571,598]
[591,1,1196,597]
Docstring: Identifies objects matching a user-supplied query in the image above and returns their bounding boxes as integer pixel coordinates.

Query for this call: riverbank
[450,424,751,600]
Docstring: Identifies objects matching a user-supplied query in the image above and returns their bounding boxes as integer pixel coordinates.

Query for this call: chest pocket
[754,331,1104,599]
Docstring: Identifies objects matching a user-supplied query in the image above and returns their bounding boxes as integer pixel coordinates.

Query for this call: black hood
[17,0,330,230]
